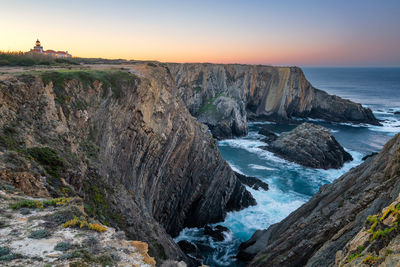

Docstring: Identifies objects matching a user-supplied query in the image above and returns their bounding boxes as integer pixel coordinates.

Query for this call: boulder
[204,225,230,242]
[263,123,352,169]
[235,172,269,191]
[258,126,278,143]
[177,240,197,255]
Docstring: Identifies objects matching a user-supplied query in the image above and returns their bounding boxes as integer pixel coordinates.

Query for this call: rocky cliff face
[335,195,400,266]
[263,123,353,169]
[238,132,400,266]
[167,63,380,139]
[0,65,254,264]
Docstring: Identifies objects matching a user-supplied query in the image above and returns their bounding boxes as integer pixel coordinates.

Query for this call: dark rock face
[167,63,380,139]
[0,66,254,264]
[177,240,197,255]
[394,111,400,115]
[226,177,257,212]
[238,133,400,267]
[362,152,378,161]
[258,126,278,143]
[204,225,230,242]
[263,123,352,169]
[235,172,269,191]
[177,240,202,263]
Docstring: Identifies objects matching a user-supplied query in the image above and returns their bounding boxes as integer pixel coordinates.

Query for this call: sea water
[175,67,400,266]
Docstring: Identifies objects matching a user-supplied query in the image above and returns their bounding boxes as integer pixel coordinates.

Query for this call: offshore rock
[167,63,380,139]
[235,172,269,191]
[258,125,278,143]
[204,225,230,242]
[263,123,352,169]
[238,133,400,267]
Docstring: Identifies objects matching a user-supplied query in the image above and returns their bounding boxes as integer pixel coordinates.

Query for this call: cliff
[167,63,380,139]
[0,64,254,264]
[238,132,400,266]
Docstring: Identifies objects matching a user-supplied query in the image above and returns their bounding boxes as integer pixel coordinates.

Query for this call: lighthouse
[31,39,43,53]
[29,39,71,58]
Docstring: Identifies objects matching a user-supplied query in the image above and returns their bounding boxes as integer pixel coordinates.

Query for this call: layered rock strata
[238,133,400,267]
[167,63,380,139]
[0,65,254,264]
[262,123,353,169]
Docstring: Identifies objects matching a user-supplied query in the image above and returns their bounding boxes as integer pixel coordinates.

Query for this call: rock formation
[258,126,278,143]
[238,132,400,267]
[204,225,230,242]
[167,63,380,139]
[235,172,269,191]
[0,180,158,267]
[262,123,353,169]
[0,65,254,265]
[335,195,400,266]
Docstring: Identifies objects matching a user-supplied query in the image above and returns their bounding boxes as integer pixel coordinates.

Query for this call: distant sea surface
[176,67,400,266]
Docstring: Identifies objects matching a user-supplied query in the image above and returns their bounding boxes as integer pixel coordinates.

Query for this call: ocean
[175,67,400,266]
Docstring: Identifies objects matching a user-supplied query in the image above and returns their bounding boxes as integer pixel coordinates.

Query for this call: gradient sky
[1,0,399,66]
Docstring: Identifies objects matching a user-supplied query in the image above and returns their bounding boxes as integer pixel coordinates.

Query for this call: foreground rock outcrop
[262,123,353,169]
[336,195,400,267]
[0,65,254,264]
[0,181,157,267]
[168,63,380,139]
[238,132,400,266]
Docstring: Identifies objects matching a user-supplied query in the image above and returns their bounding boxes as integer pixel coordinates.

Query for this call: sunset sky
[1,0,399,66]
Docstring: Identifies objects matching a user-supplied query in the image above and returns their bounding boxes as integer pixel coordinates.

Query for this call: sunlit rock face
[0,64,254,264]
[167,63,380,139]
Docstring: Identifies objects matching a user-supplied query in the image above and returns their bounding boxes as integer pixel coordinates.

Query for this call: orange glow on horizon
[1,0,399,67]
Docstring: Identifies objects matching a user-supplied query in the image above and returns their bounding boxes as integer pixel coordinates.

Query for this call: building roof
[44,50,68,55]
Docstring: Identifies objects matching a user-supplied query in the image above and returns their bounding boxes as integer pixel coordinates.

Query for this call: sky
[1,0,399,66]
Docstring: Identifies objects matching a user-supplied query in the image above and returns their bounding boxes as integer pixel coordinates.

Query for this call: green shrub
[54,241,71,251]
[0,221,7,228]
[26,147,65,178]
[10,199,40,210]
[0,253,23,261]
[19,208,31,215]
[0,247,9,257]
[29,229,51,239]
[0,51,78,66]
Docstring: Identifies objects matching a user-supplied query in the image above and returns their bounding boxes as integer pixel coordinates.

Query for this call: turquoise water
[175,68,400,266]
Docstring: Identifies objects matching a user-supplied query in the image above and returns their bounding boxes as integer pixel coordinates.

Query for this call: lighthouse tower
[31,39,43,53]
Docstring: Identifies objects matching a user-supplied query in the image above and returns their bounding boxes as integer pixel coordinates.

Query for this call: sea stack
[262,123,352,169]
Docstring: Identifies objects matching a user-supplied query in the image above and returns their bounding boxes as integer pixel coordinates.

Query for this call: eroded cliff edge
[238,132,400,266]
[167,63,380,139]
[0,65,254,264]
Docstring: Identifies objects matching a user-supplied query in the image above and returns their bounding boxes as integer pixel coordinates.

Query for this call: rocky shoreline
[0,62,392,267]
[238,132,400,266]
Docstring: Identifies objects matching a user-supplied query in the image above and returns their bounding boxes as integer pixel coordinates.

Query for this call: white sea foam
[248,121,276,126]
[228,163,244,174]
[248,164,277,171]
[218,138,290,164]
[220,185,307,240]
[369,119,400,136]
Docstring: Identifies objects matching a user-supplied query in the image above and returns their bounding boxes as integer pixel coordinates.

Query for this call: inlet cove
[0,63,399,267]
